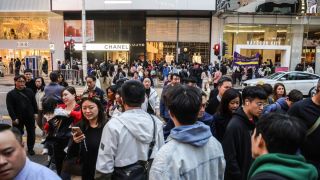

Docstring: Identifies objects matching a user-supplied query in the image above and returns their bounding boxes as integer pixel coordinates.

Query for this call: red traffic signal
[65,41,70,48]
[214,44,220,56]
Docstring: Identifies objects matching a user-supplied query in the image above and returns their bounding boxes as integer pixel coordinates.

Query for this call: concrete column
[48,15,64,71]
[289,25,304,71]
[210,17,224,64]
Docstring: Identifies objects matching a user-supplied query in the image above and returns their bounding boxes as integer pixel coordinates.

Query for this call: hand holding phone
[72,127,85,143]
[72,127,83,136]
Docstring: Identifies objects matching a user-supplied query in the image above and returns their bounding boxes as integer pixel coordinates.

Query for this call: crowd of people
[1,59,320,180]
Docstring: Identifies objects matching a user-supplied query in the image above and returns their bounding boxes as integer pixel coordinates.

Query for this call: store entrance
[104,51,129,64]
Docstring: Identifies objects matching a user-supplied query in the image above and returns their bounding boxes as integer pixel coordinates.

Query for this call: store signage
[247,40,281,46]
[74,43,130,51]
[17,42,29,48]
[131,43,145,47]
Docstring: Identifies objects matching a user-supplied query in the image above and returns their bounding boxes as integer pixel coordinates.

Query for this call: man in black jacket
[206,76,232,115]
[24,69,36,93]
[6,75,38,155]
[288,79,320,175]
[222,86,267,180]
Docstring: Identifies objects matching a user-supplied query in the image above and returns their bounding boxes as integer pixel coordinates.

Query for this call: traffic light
[214,44,220,56]
[65,41,70,49]
[70,39,75,53]
[222,42,228,56]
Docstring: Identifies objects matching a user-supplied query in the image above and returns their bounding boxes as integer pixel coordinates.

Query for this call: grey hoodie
[96,109,165,174]
[149,121,225,180]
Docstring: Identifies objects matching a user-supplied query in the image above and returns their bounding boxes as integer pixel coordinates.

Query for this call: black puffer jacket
[222,107,258,180]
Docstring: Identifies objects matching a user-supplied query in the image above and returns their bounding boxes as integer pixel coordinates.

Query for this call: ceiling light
[104,0,132,4]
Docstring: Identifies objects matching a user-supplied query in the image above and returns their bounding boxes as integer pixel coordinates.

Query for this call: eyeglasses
[16,80,26,83]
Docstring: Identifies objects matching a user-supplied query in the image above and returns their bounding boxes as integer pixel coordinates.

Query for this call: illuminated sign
[74,43,130,51]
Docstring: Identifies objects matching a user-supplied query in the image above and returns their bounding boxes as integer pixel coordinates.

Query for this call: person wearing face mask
[212,88,241,142]
[66,96,107,180]
[6,75,38,156]
[222,86,267,180]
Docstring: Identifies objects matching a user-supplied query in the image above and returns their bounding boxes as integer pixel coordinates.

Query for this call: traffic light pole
[82,0,88,81]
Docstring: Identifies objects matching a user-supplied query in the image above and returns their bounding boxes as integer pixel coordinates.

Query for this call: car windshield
[266,72,285,80]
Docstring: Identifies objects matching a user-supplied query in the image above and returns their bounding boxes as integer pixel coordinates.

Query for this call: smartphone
[71,127,83,136]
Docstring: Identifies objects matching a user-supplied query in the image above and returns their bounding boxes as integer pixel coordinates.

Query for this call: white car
[242,71,320,96]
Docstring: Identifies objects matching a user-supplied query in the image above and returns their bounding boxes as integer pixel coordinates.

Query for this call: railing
[59,69,84,85]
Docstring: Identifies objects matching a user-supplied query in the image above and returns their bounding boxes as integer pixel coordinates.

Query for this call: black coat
[26,79,37,94]
[6,88,38,122]
[206,89,220,115]
[222,107,258,180]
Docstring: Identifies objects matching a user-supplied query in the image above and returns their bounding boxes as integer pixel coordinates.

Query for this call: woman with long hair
[273,83,286,102]
[213,88,241,142]
[58,73,69,87]
[106,85,118,118]
[67,96,106,180]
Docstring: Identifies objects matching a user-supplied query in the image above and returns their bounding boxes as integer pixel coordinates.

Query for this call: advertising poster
[64,20,95,42]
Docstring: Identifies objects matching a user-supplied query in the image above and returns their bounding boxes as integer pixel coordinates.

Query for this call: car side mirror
[279,77,286,81]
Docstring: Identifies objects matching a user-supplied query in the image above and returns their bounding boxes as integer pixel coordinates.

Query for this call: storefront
[146,17,211,64]
[223,24,292,67]
[64,12,146,65]
[0,16,52,70]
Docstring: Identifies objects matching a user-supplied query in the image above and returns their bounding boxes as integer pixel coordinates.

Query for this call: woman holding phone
[67,95,106,180]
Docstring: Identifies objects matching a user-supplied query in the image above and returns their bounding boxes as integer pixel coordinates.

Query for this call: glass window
[283,73,297,80]
[0,17,48,40]
[296,73,318,80]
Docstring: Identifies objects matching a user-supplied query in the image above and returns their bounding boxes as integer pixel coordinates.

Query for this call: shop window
[0,17,48,40]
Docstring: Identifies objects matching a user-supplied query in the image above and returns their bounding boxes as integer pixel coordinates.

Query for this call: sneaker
[42,148,48,155]
[28,150,35,156]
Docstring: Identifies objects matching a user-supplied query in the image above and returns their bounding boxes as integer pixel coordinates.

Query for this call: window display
[0,17,48,40]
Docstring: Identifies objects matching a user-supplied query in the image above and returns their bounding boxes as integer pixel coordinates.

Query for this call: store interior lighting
[104,0,132,4]
[224,30,287,33]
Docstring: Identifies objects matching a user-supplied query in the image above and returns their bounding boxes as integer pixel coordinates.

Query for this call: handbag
[61,156,82,176]
[112,114,156,180]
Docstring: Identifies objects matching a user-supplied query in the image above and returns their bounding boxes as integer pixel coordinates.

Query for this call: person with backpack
[95,80,164,179]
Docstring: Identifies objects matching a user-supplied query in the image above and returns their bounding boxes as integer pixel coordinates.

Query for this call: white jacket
[96,109,165,174]
[141,88,160,114]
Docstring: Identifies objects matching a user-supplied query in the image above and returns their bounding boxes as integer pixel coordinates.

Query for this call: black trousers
[53,138,69,176]
[14,119,35,151]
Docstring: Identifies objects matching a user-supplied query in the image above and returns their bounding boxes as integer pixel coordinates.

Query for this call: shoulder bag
[307,116,320,136]
[112,114,156,180]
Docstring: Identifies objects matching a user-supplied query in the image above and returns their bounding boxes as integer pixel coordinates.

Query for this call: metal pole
[176,18,179,64]
[82,0,88,81]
